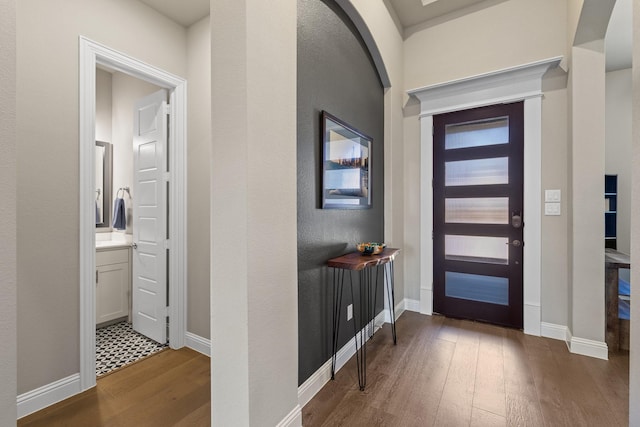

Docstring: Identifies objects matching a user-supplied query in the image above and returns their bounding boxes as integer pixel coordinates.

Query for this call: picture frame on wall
[321,111,372,209]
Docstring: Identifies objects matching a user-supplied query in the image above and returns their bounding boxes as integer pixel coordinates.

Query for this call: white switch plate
[545,189,561,202]
[545,202,561,216]
[347,304,353,321]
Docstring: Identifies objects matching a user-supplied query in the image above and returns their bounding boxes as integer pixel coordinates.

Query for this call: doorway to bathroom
[80,37,188,391]
[94,70,173,376]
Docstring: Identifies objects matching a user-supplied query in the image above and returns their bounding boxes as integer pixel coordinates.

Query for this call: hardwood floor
[18,348,210,427]
[303,311,629,427]
[17,313,629,426]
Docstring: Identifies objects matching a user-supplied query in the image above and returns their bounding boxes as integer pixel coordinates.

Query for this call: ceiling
[605,0,632,71]
[387,0,631,71]
[385,0,493,29]
[138,0,209,27]
[138,0,630,71]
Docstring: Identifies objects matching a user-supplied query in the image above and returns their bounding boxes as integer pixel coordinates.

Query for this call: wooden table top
[327,248,400,271]
[605,248,631,268]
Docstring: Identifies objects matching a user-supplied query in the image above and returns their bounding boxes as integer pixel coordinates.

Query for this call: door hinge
[164,306,170,317]
[164,239,170,250]
[163,172,170,182]
[164,104,171,115]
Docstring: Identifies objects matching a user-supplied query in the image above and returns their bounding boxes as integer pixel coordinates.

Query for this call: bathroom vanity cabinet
[96,246,131,326]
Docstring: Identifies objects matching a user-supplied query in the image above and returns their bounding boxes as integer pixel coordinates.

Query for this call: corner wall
[210,0,299,425]
[628,0,640,422]
[297,0,385,385]
[605,68,632,255]
[0,0,17,423]
[186,16,211,341]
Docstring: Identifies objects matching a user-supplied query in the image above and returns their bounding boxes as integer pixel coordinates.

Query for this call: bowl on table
[356,242,386,255]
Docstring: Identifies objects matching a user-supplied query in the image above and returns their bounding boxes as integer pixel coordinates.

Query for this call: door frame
[79,36,187,391]
[408,57,561,336]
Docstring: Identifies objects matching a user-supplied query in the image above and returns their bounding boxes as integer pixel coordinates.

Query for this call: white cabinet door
[96,262,130,325]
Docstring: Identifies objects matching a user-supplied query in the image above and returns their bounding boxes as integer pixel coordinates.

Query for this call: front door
[132,89,169,344]
[433,102,524,328]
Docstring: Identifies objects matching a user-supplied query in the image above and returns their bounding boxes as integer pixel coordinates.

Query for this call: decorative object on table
[321,111,372,209]
[356,242,385,255]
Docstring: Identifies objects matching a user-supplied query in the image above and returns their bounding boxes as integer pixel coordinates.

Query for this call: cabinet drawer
[97,248,130,266]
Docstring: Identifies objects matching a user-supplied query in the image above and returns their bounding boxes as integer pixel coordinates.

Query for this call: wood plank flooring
[17,312,629,426]
[303,311,629,427]
[18,348,211,427]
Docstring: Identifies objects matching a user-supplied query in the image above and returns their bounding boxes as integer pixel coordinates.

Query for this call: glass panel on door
[445,234,509,265]
[445,197,509,224]
[445,157,509,187]
[445,271,509,306]
[445,116,509,150]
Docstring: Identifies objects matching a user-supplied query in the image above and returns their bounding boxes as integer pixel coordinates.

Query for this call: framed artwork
[321,111,372,209]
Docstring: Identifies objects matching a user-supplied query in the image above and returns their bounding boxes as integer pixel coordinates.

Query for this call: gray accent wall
[297,0,384,385]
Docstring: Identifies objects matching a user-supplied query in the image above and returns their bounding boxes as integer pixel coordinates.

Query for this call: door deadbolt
[510,240,522,247]
[512,212,523,229]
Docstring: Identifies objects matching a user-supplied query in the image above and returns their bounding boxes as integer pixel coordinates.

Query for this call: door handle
[132,242,138,250]
[506,239,522,247]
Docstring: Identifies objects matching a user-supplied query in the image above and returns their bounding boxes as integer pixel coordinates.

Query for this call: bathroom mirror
[95,141,113,229]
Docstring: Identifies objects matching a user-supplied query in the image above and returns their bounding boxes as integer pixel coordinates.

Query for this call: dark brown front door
[433,102,524,328]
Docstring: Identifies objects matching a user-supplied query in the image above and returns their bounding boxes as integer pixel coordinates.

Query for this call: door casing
[79,36,187,391]
[408,57,562,337]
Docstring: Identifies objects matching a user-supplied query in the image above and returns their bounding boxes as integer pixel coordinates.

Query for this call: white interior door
[132,89,168,344]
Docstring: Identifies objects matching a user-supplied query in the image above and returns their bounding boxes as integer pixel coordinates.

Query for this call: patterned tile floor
[96,321,168,377]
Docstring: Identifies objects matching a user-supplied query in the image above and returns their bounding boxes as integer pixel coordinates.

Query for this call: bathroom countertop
[96,240,132,250]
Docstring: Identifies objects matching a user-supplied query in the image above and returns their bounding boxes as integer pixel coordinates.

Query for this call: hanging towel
[112,198,126,230]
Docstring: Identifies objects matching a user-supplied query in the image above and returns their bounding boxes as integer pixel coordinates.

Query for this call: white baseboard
[404,298,420,313]
[569,336,608,360]
[420,288,433,315]
[185,332,211,357]
[540,322,569,341]
[17,373,80,419]
[298,311,385,408]
[523,303,541,336]
[276,404,302,427]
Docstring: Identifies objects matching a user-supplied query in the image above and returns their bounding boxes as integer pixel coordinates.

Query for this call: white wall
[605,68,632,255]
[348,0,407,302]
[186,16,211,340]
[628,0,640,422]
[95,69,112,143]
[0,0,17,424]
[570,43,606,343]
[210,0,299,425]
[16,0,187,394]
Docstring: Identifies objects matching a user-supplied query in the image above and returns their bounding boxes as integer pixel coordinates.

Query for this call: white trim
[298,311,385,408]
[185,332,211,357]
[17,374,80,419]
[275,405,302,427]
[540,322,569,341]
[569,336,609,360]
[404,298,421,313]
[79,36,188,392]
[410,57,561,334]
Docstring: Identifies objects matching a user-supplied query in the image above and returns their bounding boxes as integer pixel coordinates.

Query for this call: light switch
[545,202,561,216]
[545,189,561,202]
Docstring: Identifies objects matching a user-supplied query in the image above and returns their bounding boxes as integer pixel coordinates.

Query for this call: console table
[327,248,400,390]
[605,248,630,352]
